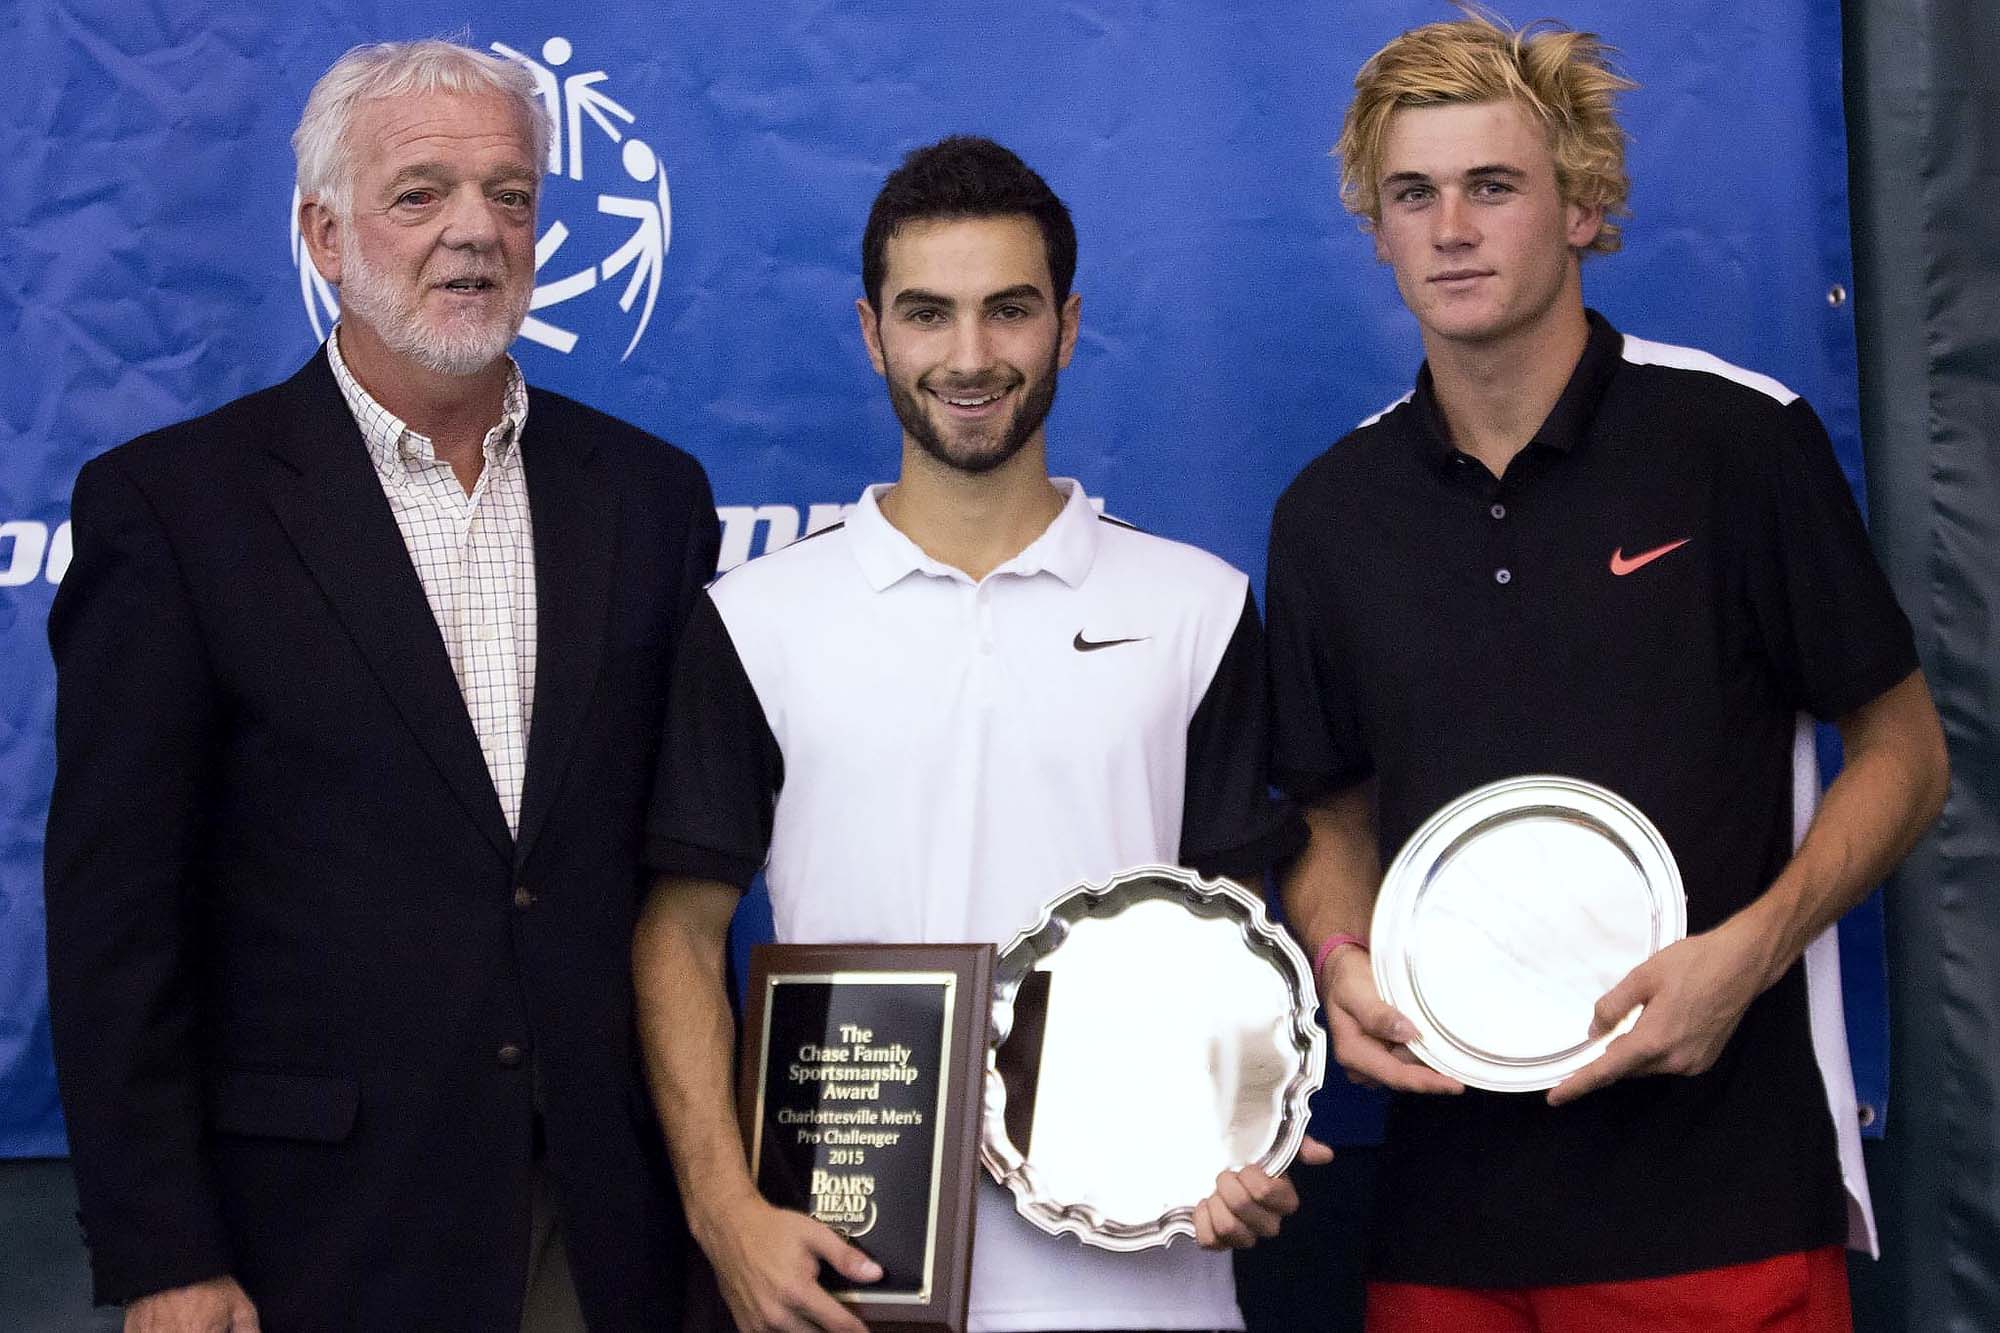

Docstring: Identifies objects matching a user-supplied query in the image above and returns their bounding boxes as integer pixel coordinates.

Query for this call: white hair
[292,39,549,215]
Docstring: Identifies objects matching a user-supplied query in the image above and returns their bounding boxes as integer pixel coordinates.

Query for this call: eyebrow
[980,284,1047,306]
[891,287,955,310]
[381,164,444,194]
[890,284,1049,311]
[1382,163,1529,188]
[381,162,538,194]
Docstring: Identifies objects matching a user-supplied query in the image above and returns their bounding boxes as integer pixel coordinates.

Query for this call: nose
[943,315,994,378]
[438,184,501,249]
[1434,189,1478,250]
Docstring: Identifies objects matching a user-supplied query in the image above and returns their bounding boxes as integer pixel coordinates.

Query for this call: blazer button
[497,1043,525,1068]
[513,885,536,910]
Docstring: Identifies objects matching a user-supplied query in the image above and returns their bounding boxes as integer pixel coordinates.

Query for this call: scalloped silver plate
[981,865,1326,1251]
[1372,776,1687,1093]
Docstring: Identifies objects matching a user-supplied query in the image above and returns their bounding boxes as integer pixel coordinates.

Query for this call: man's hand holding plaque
[697,1188,883,1333]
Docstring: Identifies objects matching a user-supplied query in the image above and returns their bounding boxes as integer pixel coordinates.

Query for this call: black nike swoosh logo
[1073,632,1150,652]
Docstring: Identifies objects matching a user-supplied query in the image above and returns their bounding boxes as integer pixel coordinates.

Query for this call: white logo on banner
[0,520,71,586]
[716,503,854,573]
[714,496,1107,573]
[290,35,671,362]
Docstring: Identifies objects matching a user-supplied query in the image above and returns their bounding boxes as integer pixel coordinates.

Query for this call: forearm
[1280,778,1463,1093]
[1279,779,1382,953]
[1733,670,1948,989]
[632,876,759,1245]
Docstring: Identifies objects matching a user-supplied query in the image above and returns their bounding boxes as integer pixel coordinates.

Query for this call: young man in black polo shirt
[1266,14,1948,1332]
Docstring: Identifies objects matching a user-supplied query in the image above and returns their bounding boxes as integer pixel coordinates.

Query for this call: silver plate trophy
[1371,775,1687,1093]
[980,865,1325,1251]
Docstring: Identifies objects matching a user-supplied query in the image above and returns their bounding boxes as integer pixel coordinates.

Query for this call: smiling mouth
[927,383,1015,414]
[436,277,498,293]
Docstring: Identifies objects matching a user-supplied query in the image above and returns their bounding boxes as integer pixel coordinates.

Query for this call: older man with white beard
[45,40,718,1333]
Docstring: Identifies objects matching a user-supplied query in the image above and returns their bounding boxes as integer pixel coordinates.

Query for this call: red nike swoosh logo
[1609,538,1691,576]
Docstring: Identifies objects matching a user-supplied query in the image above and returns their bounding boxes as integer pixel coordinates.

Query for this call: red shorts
[1365,1245,1850,1333]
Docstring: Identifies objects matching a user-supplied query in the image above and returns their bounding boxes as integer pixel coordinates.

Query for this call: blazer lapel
[258,355,514,863]
[514,400,615,869]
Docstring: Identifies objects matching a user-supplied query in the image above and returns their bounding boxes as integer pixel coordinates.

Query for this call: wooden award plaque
[739,943,993,1333]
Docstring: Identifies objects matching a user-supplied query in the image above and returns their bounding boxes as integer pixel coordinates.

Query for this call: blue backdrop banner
[1,0,1878,1156]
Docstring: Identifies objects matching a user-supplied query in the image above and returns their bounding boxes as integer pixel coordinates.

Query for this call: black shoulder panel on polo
[1182,590,1305,880]
[645,591,781,890]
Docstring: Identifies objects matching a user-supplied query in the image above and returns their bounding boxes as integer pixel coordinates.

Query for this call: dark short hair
[861,136,1078,309]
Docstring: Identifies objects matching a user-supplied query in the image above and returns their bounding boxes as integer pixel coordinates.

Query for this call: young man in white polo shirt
[634,136,1324,1333]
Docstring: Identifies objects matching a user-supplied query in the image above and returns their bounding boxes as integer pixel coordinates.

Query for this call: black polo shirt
[1266,310,1917,1286]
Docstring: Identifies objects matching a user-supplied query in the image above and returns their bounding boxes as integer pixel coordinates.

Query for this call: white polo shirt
[651,478,1298,1331]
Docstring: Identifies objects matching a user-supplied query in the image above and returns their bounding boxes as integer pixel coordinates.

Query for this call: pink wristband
[1312,932,1370,976]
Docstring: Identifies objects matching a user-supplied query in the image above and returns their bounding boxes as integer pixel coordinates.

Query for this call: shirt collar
[848,476,1100,592]
[1404,308,1624,474]
[326,326,529,479]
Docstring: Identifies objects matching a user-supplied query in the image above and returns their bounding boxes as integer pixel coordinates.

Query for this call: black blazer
[45,353,719,1330]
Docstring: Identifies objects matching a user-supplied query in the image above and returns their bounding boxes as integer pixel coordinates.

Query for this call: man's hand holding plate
[1193,1137,1336,1249]
[1319,945,1463,1095]
[1547,916,1771,1106]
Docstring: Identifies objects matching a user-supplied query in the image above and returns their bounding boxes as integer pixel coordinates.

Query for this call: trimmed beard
[335,220,530,377]
[888,334,1062,476]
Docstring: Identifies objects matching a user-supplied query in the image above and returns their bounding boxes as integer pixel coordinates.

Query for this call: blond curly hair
[1336,8,1636,253]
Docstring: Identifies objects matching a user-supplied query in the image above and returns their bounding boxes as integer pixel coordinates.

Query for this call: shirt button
[1490,503,1507,519]
[1494,568,1512,585]
[513,885,536,910]
[497,1043,525,1068]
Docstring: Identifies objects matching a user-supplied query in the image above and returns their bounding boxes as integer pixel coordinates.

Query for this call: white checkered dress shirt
[328,331,537,836]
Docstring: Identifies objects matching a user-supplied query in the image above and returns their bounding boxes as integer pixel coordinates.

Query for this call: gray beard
[336,224,528,377]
